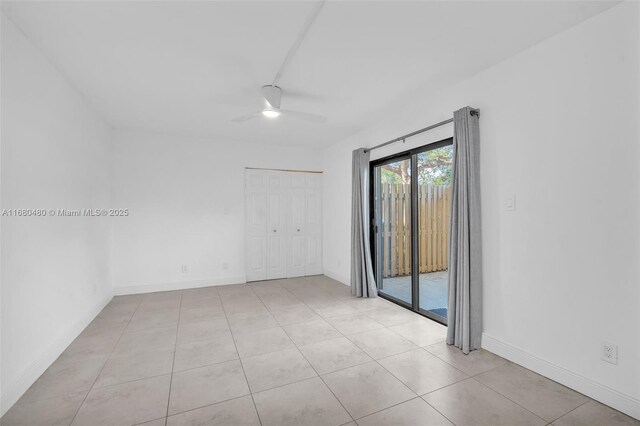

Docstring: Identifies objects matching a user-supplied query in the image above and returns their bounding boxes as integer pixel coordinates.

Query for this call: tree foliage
[379,146,453,186]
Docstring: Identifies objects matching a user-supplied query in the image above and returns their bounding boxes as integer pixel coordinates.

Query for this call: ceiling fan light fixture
[262,108,280,118]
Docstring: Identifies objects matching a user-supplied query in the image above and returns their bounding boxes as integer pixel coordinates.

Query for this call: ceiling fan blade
[231,112,261,123]
[280,109,327,123]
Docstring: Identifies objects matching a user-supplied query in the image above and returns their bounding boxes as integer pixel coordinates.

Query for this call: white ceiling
[2,1,617,147]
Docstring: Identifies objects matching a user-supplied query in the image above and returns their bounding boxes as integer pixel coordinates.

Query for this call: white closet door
[287,173,307,278]
[306,174,323,275]
[266,171,288,279]
[245,170,268,281]
[247,169,322,281]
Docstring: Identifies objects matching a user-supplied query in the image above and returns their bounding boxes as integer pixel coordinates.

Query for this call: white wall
[111,130,322,294]
[0,12,324,412]
[322,2,640,418]
[1,13,114,414]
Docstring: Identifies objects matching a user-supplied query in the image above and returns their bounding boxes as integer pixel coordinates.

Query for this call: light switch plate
[505,195,516,211]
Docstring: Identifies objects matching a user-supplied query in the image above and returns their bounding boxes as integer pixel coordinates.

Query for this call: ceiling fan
[231,1,327,124]
[231,85,327,123]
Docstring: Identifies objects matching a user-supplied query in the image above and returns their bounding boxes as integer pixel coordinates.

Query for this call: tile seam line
[68,296,144,425]
[164,292,184,425]
[225,286,264,426]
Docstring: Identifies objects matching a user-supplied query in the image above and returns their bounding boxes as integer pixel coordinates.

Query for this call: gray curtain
[447,106,482,354]
[351,148,377,297]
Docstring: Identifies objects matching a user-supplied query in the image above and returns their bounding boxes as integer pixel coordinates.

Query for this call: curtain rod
[245,167,323,174]
[365,108,480,153]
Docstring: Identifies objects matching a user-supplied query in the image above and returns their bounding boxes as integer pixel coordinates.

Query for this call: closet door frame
[245,169,323,282]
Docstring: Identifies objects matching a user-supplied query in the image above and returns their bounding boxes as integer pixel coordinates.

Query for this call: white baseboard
[323,268,349,286]
[113,276,247,296]
[482,333,640,420]
[0,292,114,416]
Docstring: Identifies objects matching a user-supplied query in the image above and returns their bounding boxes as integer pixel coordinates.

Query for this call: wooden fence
[378,183,451,278]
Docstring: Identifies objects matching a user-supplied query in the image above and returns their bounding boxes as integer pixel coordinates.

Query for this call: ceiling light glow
[262,109,280,118]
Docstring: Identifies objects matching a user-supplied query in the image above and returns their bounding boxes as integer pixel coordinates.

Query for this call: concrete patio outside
[380,271,448,319]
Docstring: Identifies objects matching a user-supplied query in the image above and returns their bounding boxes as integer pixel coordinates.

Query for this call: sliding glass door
[372,156,413,307]
[371,139,453,324]
[415,144,453,322]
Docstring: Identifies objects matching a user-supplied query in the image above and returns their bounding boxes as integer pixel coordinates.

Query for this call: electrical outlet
[181,264,188,273]
[602,342,618,364]
[222,262,229,270]
[505,195,516,211]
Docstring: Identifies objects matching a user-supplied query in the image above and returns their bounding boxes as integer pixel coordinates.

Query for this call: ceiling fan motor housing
[261,85,282,109]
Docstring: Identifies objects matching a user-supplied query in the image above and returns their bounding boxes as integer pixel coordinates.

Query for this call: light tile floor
[2,275,638,426]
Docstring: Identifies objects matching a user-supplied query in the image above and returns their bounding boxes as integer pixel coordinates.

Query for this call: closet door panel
[267,234,286,278]
[266,172,287,279]
[289,235,307,277]
[290,193,306,233]
[245,170,268,281]
[247,192,267,232]
[247,237,267,279]
[306,189,322,235]
[306,234,322,275]
[306,173,321,190]
[248,170,322,281]
[305,174,322,276]
[288,173,307,277]
[291,173,306,189]
[290,172,307,234]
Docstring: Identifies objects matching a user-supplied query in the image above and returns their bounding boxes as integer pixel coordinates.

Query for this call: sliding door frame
[370,137,453,325]
[371,152,413,310]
